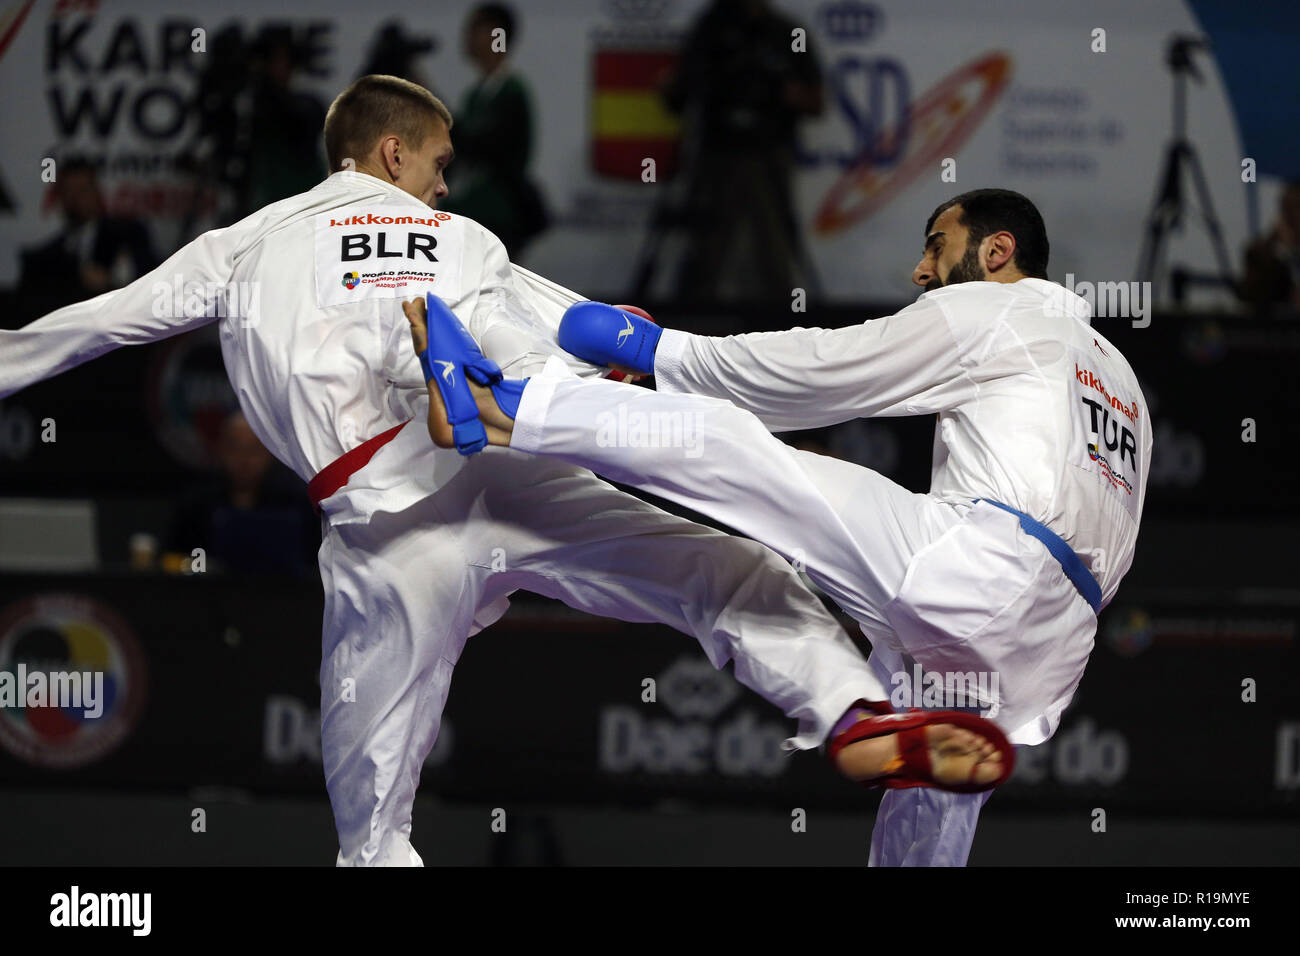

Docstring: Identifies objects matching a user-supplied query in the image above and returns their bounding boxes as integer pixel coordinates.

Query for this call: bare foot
[835,720,1005,788]
[402,297,516,448]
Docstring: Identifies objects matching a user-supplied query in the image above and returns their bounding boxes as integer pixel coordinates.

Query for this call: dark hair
[924,188,1050,279]
[323,74,452,172]
[472,3,517,44]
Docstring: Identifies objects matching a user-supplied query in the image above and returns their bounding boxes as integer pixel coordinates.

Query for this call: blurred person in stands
[246,28,327,213]
[1239,181,1300,313]
[18,157,158,318]
[663,0,824,304]
[439,3,549,259]
[185,25,253,230]
[166,410,317,578]
[358,20,437,91]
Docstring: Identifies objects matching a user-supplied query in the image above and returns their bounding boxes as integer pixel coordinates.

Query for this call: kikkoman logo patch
[327,212,452,227]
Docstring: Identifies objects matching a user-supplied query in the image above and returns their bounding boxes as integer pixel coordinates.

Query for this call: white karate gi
[509,278,1153,865]
[0,170,901,866]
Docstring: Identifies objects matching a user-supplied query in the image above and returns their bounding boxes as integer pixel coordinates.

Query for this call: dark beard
[927,245,984,291]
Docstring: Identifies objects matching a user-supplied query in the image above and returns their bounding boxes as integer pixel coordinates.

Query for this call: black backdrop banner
[0,574,1295,816]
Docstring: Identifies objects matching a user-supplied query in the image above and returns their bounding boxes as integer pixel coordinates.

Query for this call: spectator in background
[167,411,318,578]
[245,28,327,213]
[662,0,824,305]
[439,3,549,259]
[17,158,158,317]
[184,25,253,230]
[358,20,437,92]
[1240,181,1300,313]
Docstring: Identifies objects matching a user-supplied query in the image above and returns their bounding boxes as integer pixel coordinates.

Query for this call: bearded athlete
[405,188,1150,867]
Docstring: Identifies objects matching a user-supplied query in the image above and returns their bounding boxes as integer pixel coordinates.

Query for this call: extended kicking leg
[402,295,1013,792]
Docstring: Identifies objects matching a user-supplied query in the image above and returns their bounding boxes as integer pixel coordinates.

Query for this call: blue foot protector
[488,377,528,419]
[420,293,527,454]
[557,301,662,375]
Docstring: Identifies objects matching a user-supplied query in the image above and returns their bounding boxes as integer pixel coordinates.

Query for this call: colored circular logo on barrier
[1104,606,1153,658]
[814,52,1012,235]
[0,594,148,769]
[342,271,361,290]
[1182,317,1225,364]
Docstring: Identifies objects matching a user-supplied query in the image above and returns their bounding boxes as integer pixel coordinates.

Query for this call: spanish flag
[591,47,681,180]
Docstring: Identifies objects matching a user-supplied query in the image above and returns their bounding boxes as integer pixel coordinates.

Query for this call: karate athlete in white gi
[0,77,1012,866]
[407,187,1152,867]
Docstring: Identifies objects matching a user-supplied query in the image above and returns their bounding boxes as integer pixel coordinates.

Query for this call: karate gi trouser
[868,786,996,866]
[510,362,1099,866]
[318,447,888,866]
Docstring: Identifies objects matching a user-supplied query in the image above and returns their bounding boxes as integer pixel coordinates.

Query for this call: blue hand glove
[557,301,662,376]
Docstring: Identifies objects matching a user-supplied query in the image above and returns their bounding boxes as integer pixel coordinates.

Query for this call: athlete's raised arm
[0,226,237,398]
[665,291,997,430]
[557,290,983,431]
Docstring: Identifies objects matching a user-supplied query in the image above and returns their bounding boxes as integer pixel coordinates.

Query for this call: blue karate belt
[974,499,1102,614]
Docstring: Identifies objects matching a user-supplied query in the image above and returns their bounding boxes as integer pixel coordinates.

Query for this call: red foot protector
[606,305,656,382]
[826,700,1015,794]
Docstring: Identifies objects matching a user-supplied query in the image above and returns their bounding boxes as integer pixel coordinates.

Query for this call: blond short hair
[323,75,452,172]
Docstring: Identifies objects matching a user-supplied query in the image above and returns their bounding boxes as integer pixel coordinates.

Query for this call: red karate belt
[307,419,411,512]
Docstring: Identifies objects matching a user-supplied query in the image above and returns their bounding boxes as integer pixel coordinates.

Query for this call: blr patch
[314,205,465,308]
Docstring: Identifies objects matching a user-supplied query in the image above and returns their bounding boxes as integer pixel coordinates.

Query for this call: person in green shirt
[441,3,549,259]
